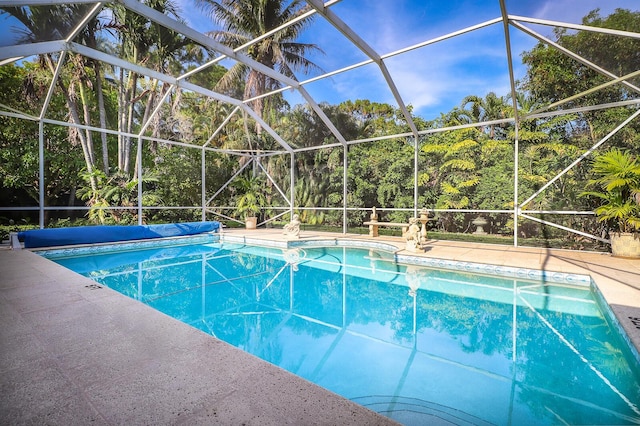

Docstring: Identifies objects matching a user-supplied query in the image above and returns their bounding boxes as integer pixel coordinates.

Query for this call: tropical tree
[108,0,196,176]
[233,174,269,220]
[581,148,640,234]
[505,91,547,136]
[520,8,640,149]
[338,100,423,224]
[263,103,358,224]
[419,127,482,210]
[515,9,640,217]
[1,4,103,190]
[78,15,112,176]
[195,0,322,126]
[77,170,162,224]
[460,92,509,139]
[0,64,84,221]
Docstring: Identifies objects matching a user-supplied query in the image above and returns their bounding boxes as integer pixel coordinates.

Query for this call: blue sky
[176,0,639,119]
[1,0,638,120]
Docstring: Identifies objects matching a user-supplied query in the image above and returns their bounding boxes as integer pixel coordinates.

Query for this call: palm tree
[108,0,193,176]
[75,10,113,176]
[1,4,76,43]
[505,91,548,134]
[109,1,154,175]
[195,0,322,125]
[461,92,508,138]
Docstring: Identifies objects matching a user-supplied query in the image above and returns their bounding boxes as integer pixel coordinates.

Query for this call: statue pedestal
[419,209,429,244]
[405,240,424,252]
[472,216,488,235]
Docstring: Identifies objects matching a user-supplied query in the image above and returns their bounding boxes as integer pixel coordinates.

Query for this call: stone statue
[282,248,302,271]
[405,217,424,252]
[370,206,378,222]
[283,214,301,239]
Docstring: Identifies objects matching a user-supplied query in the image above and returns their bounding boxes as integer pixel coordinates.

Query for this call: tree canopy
[0,3,638,249]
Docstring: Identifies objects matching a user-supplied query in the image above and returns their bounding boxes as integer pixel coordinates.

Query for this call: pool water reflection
[50,242,640,425]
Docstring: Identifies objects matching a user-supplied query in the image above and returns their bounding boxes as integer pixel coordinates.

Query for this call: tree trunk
[141,78,159,152]
[45,54,97,191]
[118,66,125,171]
[67,80,97,191]
[124,72,139,175]
[77,80,95,167]
[93,60,110,175]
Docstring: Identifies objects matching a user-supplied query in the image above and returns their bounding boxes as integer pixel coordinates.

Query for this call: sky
[1,0,638,120]
[174,0,639,119]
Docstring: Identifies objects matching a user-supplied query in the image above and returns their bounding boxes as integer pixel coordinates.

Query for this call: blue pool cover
[18,221,220,248]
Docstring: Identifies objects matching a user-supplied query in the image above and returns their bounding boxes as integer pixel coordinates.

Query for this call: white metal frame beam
[520,108,640,209]
[1,0,639,247]
[510,15,640,40]
[305,0,419,138]
[121,0,347,148]
[511,21,640,98]
[500,0,522,246]
[0,40,66,60]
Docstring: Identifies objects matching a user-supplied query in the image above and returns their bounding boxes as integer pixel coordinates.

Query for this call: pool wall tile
[591,282,640,365]
[394,253,591,286]
[38,234,219,259]
[38,233,591,287]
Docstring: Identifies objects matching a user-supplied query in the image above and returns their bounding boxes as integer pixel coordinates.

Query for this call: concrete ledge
[0,249,397,425]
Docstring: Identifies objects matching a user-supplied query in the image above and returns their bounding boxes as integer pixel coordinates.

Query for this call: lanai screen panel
[0,0,638,244]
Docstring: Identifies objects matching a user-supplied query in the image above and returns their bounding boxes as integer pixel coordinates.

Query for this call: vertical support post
[499,0,520,247]
[137,136,143,225]
[290,152,295,219]
[413,135,419,217]
[38,51,67,229]
[38,120,45,228]
[201,147,206,221]
[514,131,519,247]
[343,145,348,233]
[201,254,206,320]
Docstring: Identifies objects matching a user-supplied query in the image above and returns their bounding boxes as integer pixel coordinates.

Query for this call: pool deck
[1,229,639,425]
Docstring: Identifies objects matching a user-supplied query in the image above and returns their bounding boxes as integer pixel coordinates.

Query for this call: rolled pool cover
[18,221,220,248]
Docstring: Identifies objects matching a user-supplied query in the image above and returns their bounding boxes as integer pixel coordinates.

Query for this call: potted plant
[234,175,267,229]
[581,148,640,258]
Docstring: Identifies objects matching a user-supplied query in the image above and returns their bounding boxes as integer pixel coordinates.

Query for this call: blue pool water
[45,239,640,425]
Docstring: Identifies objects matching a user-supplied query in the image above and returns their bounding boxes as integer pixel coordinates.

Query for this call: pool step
[351,395,495,426]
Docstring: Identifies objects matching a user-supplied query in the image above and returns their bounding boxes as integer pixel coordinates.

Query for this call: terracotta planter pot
[245,216,257,229]
[610,232,640,258]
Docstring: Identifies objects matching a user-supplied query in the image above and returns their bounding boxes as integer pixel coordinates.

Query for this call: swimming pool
[42,236,640,425]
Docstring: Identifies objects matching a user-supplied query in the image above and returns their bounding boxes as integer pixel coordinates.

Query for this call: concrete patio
[1,229,639,425]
